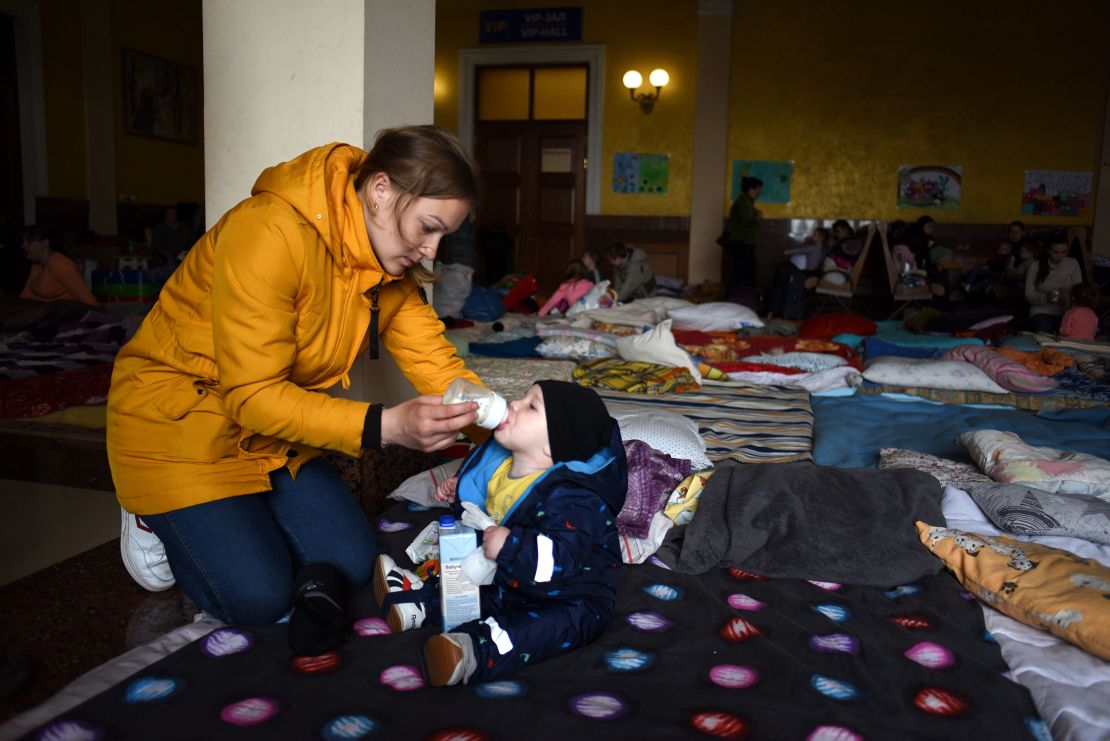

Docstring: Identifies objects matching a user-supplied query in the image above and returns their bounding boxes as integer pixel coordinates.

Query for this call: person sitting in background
[582,249,602,284]
[150,206,195,266]
[538,258,594,316]
[768,227,828,319]
[19,225,98,307]
[606,242,656,302]
[1025,235,1083,333]
[1059,283,1099,340]
[962,241,1016,296]
[819,220,862,284]
[1007,220,1028,252]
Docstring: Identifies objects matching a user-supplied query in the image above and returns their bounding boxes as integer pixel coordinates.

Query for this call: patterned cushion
[942,345,1057,393]
[535,336,616,360]
[863,358,1009,394]
[965,481,1110,545]
[608,408,712,471]
[958,430,1110,498]
[917,522,1110,660]
[741,351,847,373]
[878,448,992,490]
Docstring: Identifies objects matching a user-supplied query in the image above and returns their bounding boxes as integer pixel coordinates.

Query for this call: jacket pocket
[153,379,215,420]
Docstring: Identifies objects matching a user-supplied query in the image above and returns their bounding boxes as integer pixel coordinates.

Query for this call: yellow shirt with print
[486,457,544,524]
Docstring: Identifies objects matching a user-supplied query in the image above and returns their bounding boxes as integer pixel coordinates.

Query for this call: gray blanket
[655,462,944,586]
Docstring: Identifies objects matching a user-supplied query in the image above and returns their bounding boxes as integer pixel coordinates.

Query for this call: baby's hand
[435,476,459,503]
[483,525,510,559]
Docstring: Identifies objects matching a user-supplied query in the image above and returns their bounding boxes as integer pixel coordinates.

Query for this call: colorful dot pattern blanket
[30,505,1044,740]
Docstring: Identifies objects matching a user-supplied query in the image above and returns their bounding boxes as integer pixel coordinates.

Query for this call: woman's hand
[435,476,459,503]
[381,395,478,452]
[1046,290,1060,303]
[482,525,510,559]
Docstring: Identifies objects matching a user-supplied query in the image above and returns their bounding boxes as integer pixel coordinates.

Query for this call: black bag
[716,229,731,248]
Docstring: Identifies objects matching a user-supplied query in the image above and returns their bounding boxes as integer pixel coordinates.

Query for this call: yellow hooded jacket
[106,144,478,515]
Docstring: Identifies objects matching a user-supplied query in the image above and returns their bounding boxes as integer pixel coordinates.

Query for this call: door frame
[458,44,604,215]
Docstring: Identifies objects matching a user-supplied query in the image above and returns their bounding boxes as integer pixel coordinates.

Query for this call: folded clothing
[573,358,699,395]
[617,440,691,539]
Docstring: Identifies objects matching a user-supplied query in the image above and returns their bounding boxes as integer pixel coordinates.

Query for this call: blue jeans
[143,459,377,624]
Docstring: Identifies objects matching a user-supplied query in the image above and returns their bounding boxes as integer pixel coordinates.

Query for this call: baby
[375,380,626,687]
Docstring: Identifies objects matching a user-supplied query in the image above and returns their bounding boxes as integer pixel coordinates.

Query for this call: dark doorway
[473,65,587,292]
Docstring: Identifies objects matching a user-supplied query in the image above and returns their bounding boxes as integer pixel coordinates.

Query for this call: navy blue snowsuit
[450,426,627,681]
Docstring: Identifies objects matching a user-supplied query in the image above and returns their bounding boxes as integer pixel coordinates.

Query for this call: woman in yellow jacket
[108,126,482,623]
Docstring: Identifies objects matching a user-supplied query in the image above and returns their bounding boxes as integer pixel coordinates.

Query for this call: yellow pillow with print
[916,521,1110,660]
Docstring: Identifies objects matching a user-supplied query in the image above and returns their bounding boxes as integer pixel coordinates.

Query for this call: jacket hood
[627,247,650,265]
[251,143,393,283]
[457,425,627,524]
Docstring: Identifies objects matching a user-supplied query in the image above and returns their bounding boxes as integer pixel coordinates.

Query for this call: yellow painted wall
[37,0,203,206]
[727,0,1110,224]
[435,0,698,216]
[112,0,204,204]
[40,0,86,199]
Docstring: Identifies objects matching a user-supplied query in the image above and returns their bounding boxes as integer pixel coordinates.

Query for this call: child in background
[606,242,657,302]
[538,259,594,316]
[582,249,602,284]
[1060,284,1099,340]
[375,380,626,686]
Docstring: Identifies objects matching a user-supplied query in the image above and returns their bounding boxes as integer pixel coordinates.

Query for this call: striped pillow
[943,344,1057,394]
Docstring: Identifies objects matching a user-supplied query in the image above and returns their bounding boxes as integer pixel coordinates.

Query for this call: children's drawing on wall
[731,160,792,204]
[612,153,669,194]
[897,165,961,210]
[1021,170,1092,218]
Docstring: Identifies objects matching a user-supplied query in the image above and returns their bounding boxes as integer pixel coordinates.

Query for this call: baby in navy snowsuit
[424,380,626,686]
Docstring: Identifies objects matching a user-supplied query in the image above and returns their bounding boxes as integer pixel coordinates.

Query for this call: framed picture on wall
[122,48,198,145]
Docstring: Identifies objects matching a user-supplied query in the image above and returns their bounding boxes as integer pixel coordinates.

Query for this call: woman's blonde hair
[355,125,480,283]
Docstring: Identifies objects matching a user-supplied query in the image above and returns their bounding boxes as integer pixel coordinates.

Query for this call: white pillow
[387,458,463,507]
[609,408,712,470]
[862,357,1009,394]
[668,302,763,331]
[615,319,701,383]
[632,296,694,323]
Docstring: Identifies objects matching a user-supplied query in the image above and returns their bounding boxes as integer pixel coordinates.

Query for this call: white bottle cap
[478,392,508,429]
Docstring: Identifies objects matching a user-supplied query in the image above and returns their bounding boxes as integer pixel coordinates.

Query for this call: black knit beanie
[534,380,614,463]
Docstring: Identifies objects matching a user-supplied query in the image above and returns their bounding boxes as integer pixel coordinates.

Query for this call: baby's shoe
[388,602,428,634]
[423,632,476,687]
[374,554,429,633]
[373,554,424,608]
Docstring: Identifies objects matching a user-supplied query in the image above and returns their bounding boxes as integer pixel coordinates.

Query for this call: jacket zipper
[368,280,382,360]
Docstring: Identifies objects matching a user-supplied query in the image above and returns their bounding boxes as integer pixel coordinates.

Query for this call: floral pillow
[917,522,1110,660]
[863,358,1009,394]
[942,344,1057,394]
[878,448,992,490]
[958,430,1110,499]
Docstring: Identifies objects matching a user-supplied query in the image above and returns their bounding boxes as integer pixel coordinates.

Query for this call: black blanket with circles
[26,503,1042,740]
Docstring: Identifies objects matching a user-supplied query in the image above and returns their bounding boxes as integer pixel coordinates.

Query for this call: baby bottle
[442,378,508,430]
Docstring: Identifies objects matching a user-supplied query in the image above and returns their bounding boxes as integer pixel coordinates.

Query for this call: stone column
[80,0,116,234]
[687,0,733,284]
[202,0,436,406]
[1093,85,1110,258]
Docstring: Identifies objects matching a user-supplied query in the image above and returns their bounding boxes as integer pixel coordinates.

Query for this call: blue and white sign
[480,7,583,43]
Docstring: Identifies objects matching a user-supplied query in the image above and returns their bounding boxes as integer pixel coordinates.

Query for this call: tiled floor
[0,479,120,587]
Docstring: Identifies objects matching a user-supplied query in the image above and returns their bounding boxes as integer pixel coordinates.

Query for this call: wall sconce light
[622,68,669,113]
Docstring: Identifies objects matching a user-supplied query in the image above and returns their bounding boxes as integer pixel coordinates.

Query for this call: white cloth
[615,319,701,383]
[459,502,498,586]
[941,484,1110,741]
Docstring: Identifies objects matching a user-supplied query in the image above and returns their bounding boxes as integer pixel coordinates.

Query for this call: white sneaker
[373,554,424,608]
[387,602,427,634]
[120,508,175,592]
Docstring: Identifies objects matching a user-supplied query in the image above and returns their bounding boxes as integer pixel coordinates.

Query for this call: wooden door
[475,118,586,292]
